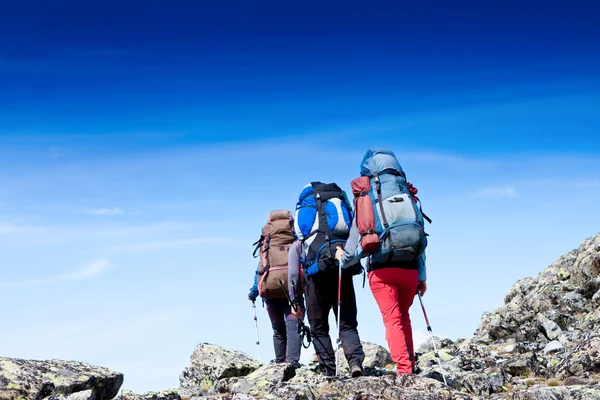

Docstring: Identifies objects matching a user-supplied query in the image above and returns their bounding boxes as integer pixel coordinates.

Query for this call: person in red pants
[367,260,426,374]
[335,225,426,374]
[334,148,428,375]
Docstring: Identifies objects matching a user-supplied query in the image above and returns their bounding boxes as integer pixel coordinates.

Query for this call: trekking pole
[335,249,343,377]
[251,300,262,364]
[417,293,447,386]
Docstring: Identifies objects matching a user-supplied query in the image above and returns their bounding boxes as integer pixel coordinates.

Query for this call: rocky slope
[2,233,599,399]
[416,232,600,398]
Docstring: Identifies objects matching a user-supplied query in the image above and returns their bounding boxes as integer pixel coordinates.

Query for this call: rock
[120,389,182,400]
[0,357,123,400]
[537,313,563,340]
[179,343,260,390]
[556,330,600,378]
[417,337,455,354]
[543,341,564,355]
[227,363,296,396]
[335,341,394,372]
[499,342,518,355]
[557,269,571,281]
[512,384,600,399]
[562,376,596,386]
[504,359,530,377]
[303,374,472,400]
[44,390,95,400]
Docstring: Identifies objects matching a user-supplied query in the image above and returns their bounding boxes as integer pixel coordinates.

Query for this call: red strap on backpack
[407,181,432,224]
[351,176,380,254]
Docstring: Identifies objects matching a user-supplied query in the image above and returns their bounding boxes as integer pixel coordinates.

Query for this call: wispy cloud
[472,184,518,198]
[0,259,114,288]
[111,237,247,252]
[0,223,46,235]
[85,207,125,216]
[568,180,600,188]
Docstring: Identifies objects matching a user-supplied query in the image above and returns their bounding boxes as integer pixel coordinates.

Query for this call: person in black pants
[288,240,365,377]
[248,262,303,366]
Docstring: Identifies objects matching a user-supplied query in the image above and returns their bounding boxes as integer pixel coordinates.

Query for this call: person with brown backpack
[248,210,304,366]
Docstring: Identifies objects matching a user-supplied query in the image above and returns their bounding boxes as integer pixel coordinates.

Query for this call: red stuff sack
[351,176,380,254]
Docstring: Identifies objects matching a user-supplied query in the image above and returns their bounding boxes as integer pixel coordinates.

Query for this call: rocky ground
[2,233,599,399]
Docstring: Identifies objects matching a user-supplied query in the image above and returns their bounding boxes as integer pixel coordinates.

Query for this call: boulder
[44,390,95,400]
[224,363,297,396]
[179,343,260,390]
[120,389,182,400]
[0,357,123,400]
[512,384,600,400]
[555,330,600,378]
[335,341,394,373]
[324,374,472,400]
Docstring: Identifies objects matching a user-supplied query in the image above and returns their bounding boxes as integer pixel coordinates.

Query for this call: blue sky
[1,0,600,394]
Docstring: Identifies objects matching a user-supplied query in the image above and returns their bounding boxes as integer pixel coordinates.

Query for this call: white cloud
[85,207,125,216]
[0,258,113,288]
[472,184,518,198]
[69,259,114,279]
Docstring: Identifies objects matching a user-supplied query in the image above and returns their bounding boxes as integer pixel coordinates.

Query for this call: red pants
[368,267,418,374]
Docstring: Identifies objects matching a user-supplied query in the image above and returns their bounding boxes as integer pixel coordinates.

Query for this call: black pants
[305,269,365,375]
[266,298,302,363]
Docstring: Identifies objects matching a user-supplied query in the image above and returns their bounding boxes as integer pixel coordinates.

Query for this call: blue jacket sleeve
[248,261,260,300]
[417,252,427,282]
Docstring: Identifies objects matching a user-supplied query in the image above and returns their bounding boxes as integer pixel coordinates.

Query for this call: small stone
[501,344,517,354]
[557,269,571,280]
[543,341,563,355]
[537,314,562,340]
[562,376,595,386]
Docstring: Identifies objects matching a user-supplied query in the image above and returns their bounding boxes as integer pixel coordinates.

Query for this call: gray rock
[512,384,600,399]
[563,376,597,386]
[537,313,563,340]
[335,341,394,372]
[120,389,182,400]
[227,363,296,396]
[556,330,600,378]
[0,357,123,400]
[179,343,260,390]
[544,341,564,355]
[44,390,95,400]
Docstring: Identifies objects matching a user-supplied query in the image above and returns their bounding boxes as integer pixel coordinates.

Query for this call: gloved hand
[248,288,258,301]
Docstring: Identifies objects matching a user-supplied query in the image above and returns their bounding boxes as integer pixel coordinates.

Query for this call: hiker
[335,148,430,376]
[248,210,304,367]
[289,182,365,377]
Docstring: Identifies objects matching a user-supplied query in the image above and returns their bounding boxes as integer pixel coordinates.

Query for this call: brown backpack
[253,210,296,299]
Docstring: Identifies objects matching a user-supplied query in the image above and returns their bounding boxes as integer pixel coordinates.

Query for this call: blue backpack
[360,149,431,265]
[294,182,353,276]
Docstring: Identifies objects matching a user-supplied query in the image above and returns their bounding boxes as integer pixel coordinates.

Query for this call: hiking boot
[350,364,364,378]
